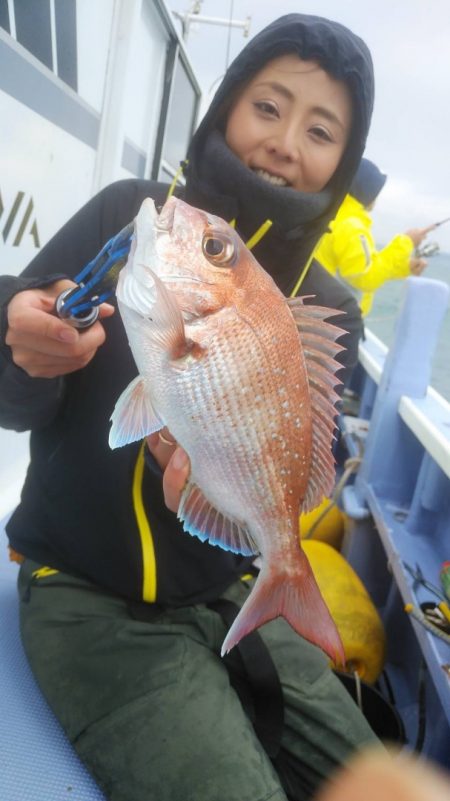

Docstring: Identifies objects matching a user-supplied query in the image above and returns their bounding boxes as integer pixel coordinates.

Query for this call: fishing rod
[433,216,450,228]
[415,215,450,258]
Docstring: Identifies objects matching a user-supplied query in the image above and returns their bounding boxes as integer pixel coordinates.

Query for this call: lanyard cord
[289,248,315,298]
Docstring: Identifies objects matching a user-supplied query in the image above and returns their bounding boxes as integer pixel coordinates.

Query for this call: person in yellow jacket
[314,158,436,316]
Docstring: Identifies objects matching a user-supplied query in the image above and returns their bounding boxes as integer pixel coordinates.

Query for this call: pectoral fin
[121,267,192,360]
[121,267,207,367]
[109,375,163,448]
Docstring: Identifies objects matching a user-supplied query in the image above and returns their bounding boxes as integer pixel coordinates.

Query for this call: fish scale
[174,321,293,519]
[186,309,306,520]
[109,195,346,663]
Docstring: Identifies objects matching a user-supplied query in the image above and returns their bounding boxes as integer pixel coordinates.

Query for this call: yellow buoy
[302,540,386,683]
[300,497,344,550]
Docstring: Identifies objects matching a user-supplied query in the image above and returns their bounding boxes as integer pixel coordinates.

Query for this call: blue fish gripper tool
[55,221,134,328]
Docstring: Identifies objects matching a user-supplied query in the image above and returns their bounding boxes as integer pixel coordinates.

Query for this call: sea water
[366,251,450,402]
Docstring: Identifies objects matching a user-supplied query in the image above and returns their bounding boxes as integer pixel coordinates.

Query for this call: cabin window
[0,0,10,33]
[1,0,77,91]
[53,0,77,90]
[15,0,53,71]
[161,56,199,175]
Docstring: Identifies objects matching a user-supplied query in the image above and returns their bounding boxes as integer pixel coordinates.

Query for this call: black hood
[184,13,374,293]
[350,157,387,207]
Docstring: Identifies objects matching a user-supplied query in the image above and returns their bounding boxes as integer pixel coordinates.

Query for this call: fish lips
[119,199,185,314]
[136,197,176,242]
[155,197,177,232]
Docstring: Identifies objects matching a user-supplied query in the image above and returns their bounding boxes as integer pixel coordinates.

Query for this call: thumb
[98,302,115,320]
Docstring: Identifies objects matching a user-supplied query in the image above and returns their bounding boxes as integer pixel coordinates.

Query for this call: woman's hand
[6,279,115,378]
[315,749,450,801]
[409,256,427,275]
[405,224,436,248]
[146,429,190,513]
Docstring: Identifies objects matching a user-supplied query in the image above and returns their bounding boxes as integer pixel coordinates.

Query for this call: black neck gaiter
[184,130,333,295]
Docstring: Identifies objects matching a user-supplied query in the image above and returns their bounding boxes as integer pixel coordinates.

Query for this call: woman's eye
[310,126,333,143]
[254,101,279,117]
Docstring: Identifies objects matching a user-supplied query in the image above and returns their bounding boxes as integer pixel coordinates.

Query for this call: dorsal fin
[178,480,259,556]
[287,298,344,513]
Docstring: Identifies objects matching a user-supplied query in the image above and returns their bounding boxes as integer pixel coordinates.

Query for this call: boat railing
[340,275,450,765]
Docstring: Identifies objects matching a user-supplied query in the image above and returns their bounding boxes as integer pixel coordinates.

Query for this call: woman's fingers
[6,282,115,377]
[163,447,190,513]
[146,427,177,471]
[146,430,190,512]
[9,347,98,378]
[409,256,427,276]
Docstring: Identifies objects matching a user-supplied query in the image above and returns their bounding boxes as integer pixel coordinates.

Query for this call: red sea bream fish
[109,196,345,663]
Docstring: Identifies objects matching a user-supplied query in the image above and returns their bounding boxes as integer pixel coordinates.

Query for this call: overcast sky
[170,0,450,251]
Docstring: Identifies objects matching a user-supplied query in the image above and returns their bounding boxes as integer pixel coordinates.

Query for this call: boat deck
[0,277,449,801]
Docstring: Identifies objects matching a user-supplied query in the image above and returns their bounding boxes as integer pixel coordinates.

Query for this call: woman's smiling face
[224,54,352,193]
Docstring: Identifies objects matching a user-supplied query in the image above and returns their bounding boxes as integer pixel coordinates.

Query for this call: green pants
[18,559,379,801]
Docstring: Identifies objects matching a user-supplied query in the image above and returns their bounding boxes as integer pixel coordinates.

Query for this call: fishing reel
[416,241,440,258]
[55,222,134,328]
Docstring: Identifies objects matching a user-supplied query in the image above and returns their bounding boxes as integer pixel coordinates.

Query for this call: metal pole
[172,10,251,41]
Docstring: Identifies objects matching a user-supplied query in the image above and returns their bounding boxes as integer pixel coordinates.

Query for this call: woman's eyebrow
[253,81,294,101]
[311,106,346,131]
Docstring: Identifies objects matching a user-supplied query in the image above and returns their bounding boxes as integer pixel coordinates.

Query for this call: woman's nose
[266,125,300,161]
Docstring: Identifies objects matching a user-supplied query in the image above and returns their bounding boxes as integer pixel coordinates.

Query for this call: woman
[0,14,379,801]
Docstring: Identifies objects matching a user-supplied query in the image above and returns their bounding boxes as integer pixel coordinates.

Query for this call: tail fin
[221,552,345,666]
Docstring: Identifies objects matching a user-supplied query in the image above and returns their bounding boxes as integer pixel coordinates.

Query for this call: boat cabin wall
[0,0,200,276]
[0,0,200,516]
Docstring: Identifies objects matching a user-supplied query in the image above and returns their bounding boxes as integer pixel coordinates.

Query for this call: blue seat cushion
[0,524,106,801]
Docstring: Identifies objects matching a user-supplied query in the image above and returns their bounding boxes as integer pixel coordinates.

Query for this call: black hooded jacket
[186,14,373,272]
[0,15,374,605]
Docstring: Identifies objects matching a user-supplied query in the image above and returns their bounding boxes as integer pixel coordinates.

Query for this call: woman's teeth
[254,169,288,187]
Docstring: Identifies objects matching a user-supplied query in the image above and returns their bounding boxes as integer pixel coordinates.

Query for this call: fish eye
[202,232,236,266]
[203,237,224,257]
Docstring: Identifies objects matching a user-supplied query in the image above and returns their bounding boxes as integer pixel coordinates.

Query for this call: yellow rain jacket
[314,194,414,316]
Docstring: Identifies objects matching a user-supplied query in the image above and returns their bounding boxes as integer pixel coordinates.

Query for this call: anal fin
[178,481,258,557]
